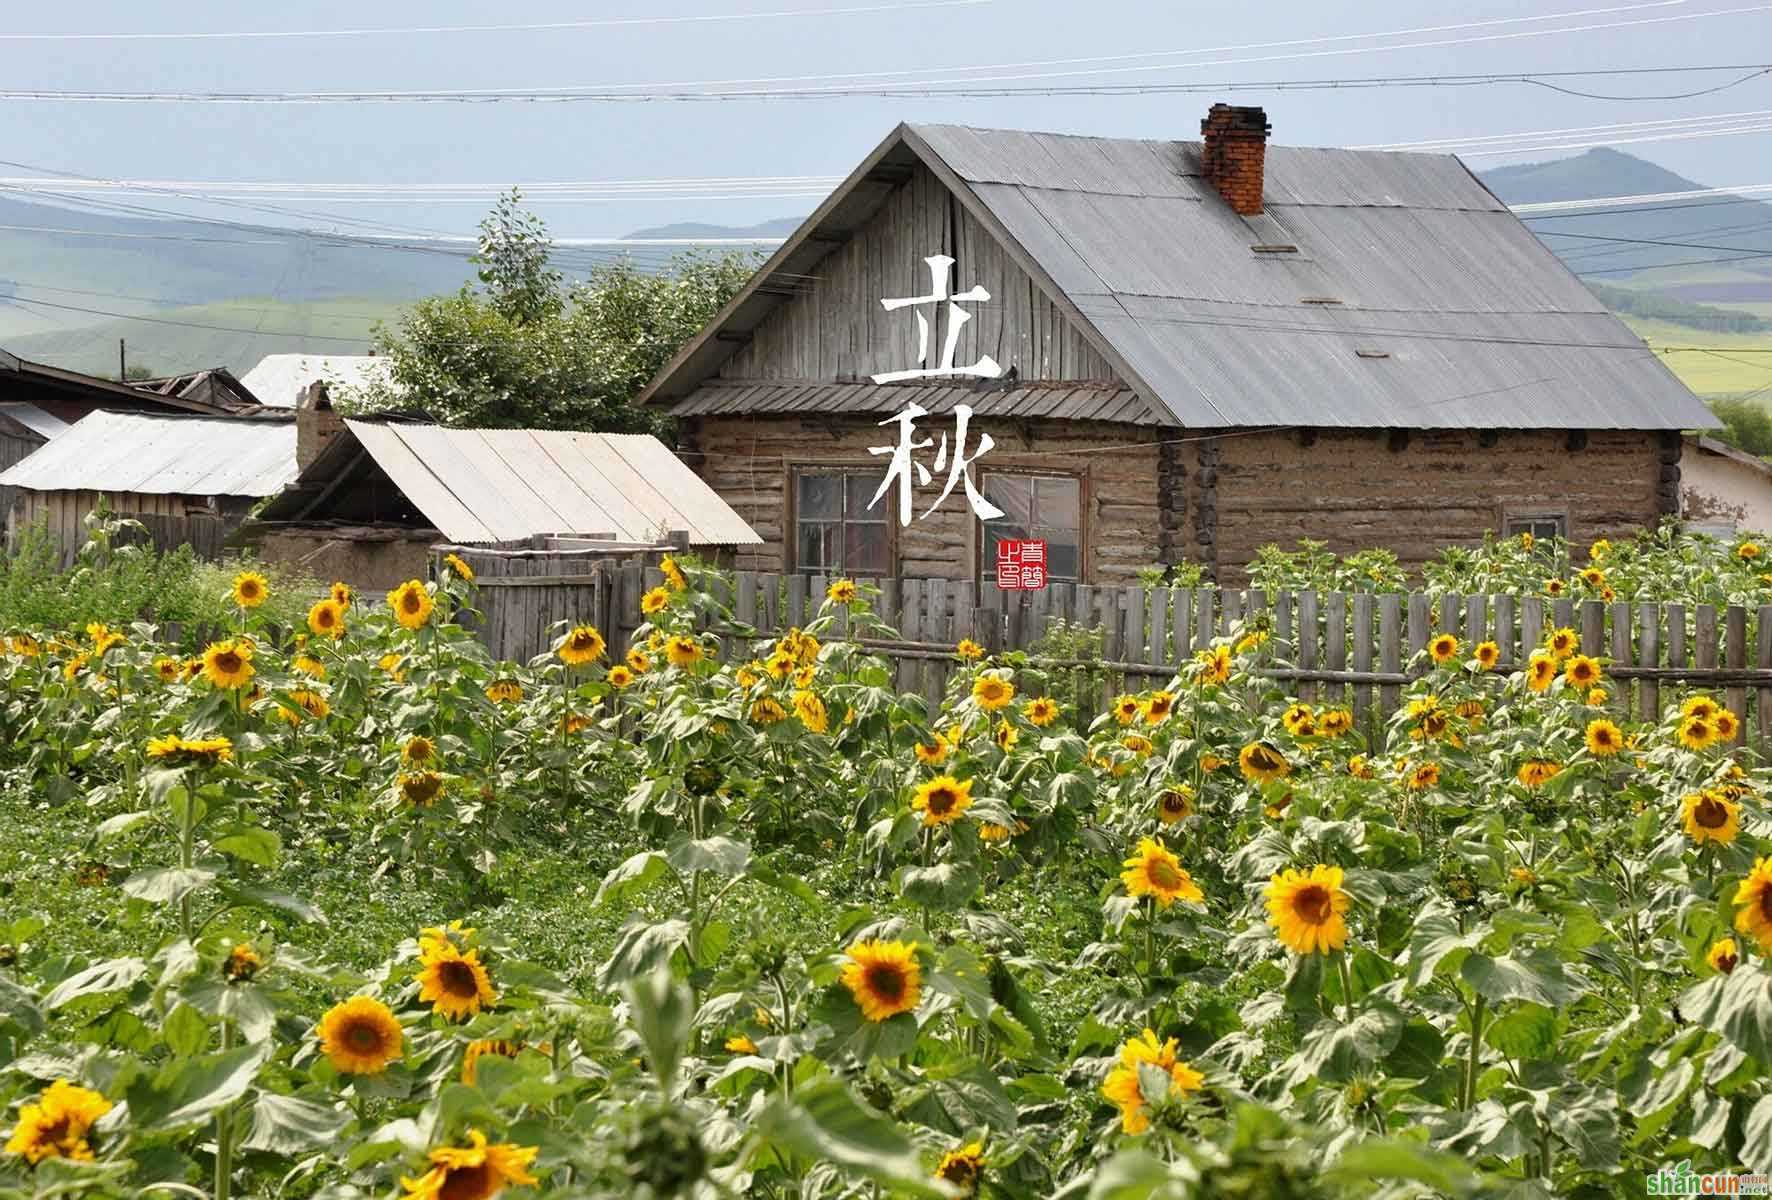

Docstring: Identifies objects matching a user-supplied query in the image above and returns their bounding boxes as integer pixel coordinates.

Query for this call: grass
[1618,316,1772,397]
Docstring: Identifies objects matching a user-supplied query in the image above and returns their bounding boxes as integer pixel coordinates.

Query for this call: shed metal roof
[240,354,393,408]
[0,410,297,496]
[643,121,1714,432]
[671,380,1154,424]
[0,402,69,441]
[305,421,760,546]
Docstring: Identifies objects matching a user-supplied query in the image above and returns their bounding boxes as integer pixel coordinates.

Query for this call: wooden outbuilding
[640,109,1716,584]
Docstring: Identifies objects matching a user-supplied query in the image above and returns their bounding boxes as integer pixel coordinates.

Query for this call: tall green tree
[347,190,756,432]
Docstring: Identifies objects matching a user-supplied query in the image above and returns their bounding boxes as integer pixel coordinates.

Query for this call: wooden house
[640,108,1715,584]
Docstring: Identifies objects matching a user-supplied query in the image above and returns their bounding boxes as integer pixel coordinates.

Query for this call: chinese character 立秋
[868,402,1003,526]
[870,255,1004,385]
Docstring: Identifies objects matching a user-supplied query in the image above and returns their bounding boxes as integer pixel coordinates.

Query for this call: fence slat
[1172,589,1193,666]
[1726,605,1747,744]
[1351,593,1376,736]
[1580,600,1605,658]
[1194,588,1215,652]
[1296,590,1319,704]
[1758,606,1772,744]
[1609,601,1634,720]
[1325,592,1348,715]
[1148,589,1170,667]
[1521,596,1544,661]
[1639,602,1661,723]
[1378,594,1402,718]
[1493,595,1515,668]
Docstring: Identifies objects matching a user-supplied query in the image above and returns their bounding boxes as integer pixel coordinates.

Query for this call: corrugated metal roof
[0,402,69,440]
[671,380,1158,424]
[339,420,761,546]
[647,122,1715,431]
[0,410,297,496]
[240,354,393,408]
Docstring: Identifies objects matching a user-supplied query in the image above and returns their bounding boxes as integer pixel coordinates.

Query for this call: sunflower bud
[0,944,16,967]
[622,1106,706,1194]
[223,943,263,984]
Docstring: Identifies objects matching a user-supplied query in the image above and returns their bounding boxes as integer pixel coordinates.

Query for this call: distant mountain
[625,216,803,241]
[1474,148,1772,296]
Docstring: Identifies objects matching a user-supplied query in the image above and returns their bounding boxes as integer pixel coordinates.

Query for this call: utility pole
[118,338,126,380]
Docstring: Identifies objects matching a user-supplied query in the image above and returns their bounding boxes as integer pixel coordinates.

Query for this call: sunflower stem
[1144,905,1157,990]
[1336,951,1356,1022]
[214,1020,235,1200]
[1462,992,1486,1109]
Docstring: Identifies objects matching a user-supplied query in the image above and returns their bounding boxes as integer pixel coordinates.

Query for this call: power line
[1355,107,1772,150]
[0,1,989,41]
[1511,183,1772,212]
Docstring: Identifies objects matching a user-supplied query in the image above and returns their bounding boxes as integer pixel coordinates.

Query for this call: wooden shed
[641,109,1716,584]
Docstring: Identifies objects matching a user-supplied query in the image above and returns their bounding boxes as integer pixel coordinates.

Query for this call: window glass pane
[798,474,840,520]
[798,522,838,572]
[983,475,1034,526]
[848,522,889,575]
[1033,477,1080,530]
[1048,538,1080,580]
[847,474,888,520]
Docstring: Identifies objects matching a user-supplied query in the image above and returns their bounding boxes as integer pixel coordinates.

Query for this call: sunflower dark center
[345,1021,383,1052]
[1147,859,1183,891]
[1160,791,1188,816]
[938,1158,980,1185]
[926,787,957,815]
[864,963,906,1002]
[1252,746,1280,770]
[402,593,422,613]
[1759,887,1772,922]
[1293,884,1333,924]
[214,652,242,673]
[438,1162,497,1200]
[436,959,480,998]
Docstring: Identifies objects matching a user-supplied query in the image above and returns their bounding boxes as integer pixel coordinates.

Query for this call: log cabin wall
[684,414,1165,584]
[717,163,1119,386]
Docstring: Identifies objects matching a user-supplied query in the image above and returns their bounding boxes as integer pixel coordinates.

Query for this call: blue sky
[1,0,1767,238]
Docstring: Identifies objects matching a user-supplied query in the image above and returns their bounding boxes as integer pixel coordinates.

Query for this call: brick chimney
[295,380,345,470]
[1200,104,1271,216]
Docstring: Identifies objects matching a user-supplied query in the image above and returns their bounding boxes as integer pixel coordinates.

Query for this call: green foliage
[348,194,757,432]
[1589,282,1770,334]
[1704,397,1772,458]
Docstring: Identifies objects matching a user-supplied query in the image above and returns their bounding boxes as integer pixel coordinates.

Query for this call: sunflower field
[1,542,1771,1200]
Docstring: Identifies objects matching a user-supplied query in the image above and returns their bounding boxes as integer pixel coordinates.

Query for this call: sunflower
[61,652,89,681]
[1708,938,1739,975]
[764,651,795,681]
[1265,864,1352,955]
[484,679,523,704]
[995,721,1019,751]
[1406,761,1441,790]
[956,638,985,661]
[1684,695,1721,721]
[1194,644,1232,684]
[1101,1030,1205,1135]
[1679,715,1717,751]
[293,653,327,679]
[402,735,437,766]
[979,820,1026,842]
[1428,633,1459,664]
[3,1080,112,1164]
[1545,578,1566,596]
[201,639,255,690]
[660,555,688,591]
[416,941,497,1021]
[750,696,787,725]
[972,675,1015,711]
[826,578,858,603]
[1236,630,1270,654]
[1739,542,1763,561]
[331,581,353,607]
[461,1039,525,1085]
[152,656,181,683]
[1586,687,1608,706]
[1474,641,1500,670]
[1348,754,1375,780]
[85,622,123,656]
[1239,741,1290,783]
[559,712,591,734]
[1585,718,1624,757]
[557,625,606,666]
[443,553,475,582]
[1281,703,1315,736]
[1516,759,1562,788]
[725,1034,759,1055]
[317,996,404,1074]
[1142,690,1176,725]
[626,648,651,673]
[1121,733,1153,756]
[1121,837,1204,907]
[912,775,974,826]
[640,586,670,616]
[1201,752,1228,771]
[276,689,330,724]
[1564,655,1602,688]
[934,1142,985,1195]
[840,939,922,1022]
[399,1129,538,1200]
[665,634,703,668]
[1733,857,1772,950]
[1546,627,1579,660]
[1682,790,1740,845]
[145,734,234,766]
[224,943,263,983]
[380,653,407,683]
[1157,786,1194,824]
[400,771,445,807]
[1519,531,1535,551]
[1022,696,1060,727]
[1111,693,1142,724]
[232,570,269,608]
[1319,708,1354,737]
[1455,698,1486,723]
[913,732,949,765]
[1716,709,1742,742]
[387,581,434,630]
[1579,567,1606,589]
[1526,652,1556,693]
[793,689,829,734]
[606,664,636,688]
[793,664,817,688]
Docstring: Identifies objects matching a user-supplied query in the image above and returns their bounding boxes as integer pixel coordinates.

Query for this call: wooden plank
[924,577,950,712]
[786,574,808,629]
[1378,594,1402,719]
[1407,592,1430,667]
[1351,593,1375,736]
[1147,589,1169,666]
[1172,588,1192,668]
[898,578,924,695]
[1609,601,1633,718]
[1639,602,1661,724]
[1126,587,1147,666]
[736,572,758,629]
[1667,602,1687,692]
[1757,605,1772,746]
[1465,595,1486,654]
[1696,605,1718,683]
[1194,587,1215,652]
[1493,594,1516,668]
[1274,590,1294,676]
[1438,592,1460,642]
[1726,605,1747,744]
[1296,590,1318,703]
[1552,597,1575,634]
[758,572,780,634]
[1579,600,1605,658]
[1222,588,1244,631]
[1521,596,1544,662]
[1324,591,1347,713]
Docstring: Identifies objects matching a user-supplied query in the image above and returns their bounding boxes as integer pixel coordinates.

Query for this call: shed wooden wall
[688,417,1675,585]
[718,163,1119,386]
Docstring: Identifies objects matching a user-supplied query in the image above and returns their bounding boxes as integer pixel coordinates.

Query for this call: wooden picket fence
[449,556,1772,752]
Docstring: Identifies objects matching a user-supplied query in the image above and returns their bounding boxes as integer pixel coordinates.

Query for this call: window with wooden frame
[1501,511,1568,544]
[790,468,891,577]
[978,472,1083,584]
